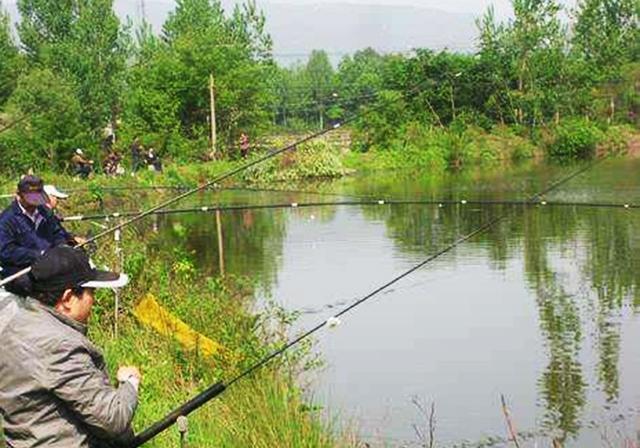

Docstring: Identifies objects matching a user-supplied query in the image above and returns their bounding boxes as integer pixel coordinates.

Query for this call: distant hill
[3,0,479,65]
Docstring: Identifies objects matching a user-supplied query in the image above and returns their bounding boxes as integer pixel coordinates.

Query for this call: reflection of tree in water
[535,277,586,443]
[583,210,640,403]
[519,206,586,443]
[150,208,287,294]
[367,198,640,441]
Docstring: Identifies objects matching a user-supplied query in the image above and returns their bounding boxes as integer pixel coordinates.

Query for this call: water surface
[139,159,640,446]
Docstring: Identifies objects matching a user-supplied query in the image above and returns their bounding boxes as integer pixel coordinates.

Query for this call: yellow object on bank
[134,294,224,357]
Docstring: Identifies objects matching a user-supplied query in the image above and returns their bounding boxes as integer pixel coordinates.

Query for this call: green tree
[0,2,22,107]
[0,68,85,173]
[305,50,335,129]
[17,0,129,133]
[335,48,388,120]
[125,0,274,159]
[269,64,314,129]
[573,0,640,76]
[476,0,573,125]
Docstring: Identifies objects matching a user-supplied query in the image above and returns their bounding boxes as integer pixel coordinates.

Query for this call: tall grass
[86,227,356,447]
[0,174,356,447]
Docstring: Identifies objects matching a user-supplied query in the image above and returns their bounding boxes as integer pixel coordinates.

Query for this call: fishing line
[128,157,607,447]
[59,198,640,223]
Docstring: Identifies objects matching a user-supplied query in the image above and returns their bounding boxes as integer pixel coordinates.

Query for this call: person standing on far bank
[0,245,140,447]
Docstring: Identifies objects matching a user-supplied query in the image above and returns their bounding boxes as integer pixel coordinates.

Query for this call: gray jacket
[0,292,138,448]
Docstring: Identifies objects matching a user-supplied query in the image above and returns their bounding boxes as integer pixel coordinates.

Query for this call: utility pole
[209,74,217,157]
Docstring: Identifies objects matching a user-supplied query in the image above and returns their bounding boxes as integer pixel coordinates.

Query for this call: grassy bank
[0,122,638,447]
[1,122,638,196]
[345,123,638,173]
[89,230,352,447]
[0,168,358,447]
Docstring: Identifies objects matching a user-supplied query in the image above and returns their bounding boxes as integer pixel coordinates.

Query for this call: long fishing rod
[0,123,348,289]
[127,157,607,447]
[60,198,639,223]
[0,78,417,289]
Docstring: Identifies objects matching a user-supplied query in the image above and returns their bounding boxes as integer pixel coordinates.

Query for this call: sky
[263,0,518,17]
[142,0,577,20]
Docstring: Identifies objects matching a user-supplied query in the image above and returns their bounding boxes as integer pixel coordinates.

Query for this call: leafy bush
[450,109,494,133]
[241,139,348,183]
[548,119,603,160]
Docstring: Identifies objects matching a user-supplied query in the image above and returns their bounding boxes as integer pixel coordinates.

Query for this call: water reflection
[107,159,640,446]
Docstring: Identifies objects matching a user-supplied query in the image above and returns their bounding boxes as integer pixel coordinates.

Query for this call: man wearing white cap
[44,184,69,211]
[44,184,87,246]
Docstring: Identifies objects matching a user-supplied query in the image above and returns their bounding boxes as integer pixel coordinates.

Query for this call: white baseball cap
[44,185,69,199]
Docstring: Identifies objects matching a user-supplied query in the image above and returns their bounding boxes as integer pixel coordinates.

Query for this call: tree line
[0,0,638,174]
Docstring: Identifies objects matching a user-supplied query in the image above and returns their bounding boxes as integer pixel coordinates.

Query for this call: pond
[143,159,640,446]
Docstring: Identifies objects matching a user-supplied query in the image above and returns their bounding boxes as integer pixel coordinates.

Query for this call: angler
[0,176,82,296]
[0,246,139,448]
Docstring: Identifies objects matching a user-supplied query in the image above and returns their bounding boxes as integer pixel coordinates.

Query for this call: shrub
[241,139,348,183]
[548,119,603,160]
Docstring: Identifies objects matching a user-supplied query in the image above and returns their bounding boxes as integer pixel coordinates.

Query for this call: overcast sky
[263,0,519,17]
[145,0,576,20]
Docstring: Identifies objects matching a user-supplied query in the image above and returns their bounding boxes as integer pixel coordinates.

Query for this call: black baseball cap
[17,175,46,207]
[30,246,129,292]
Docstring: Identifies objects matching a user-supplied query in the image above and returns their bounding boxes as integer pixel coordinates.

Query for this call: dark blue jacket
[0,200,72,278]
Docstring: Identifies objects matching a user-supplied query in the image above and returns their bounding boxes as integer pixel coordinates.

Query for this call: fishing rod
[0,123,348,289]
[60,198,639,223]
[127,158,607,447]
[0,77,426,289]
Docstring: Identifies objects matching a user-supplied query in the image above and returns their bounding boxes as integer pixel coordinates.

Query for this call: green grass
[0,169,357,447]
[344,125,541,173]
[88,237,348,447]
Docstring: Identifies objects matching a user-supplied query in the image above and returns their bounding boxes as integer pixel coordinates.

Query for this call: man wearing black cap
[0,245,140,447]
[0,175,76,295]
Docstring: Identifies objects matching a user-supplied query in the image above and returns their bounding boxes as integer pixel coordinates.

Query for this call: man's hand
[73,236,88,246]
[117,366,141,392]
